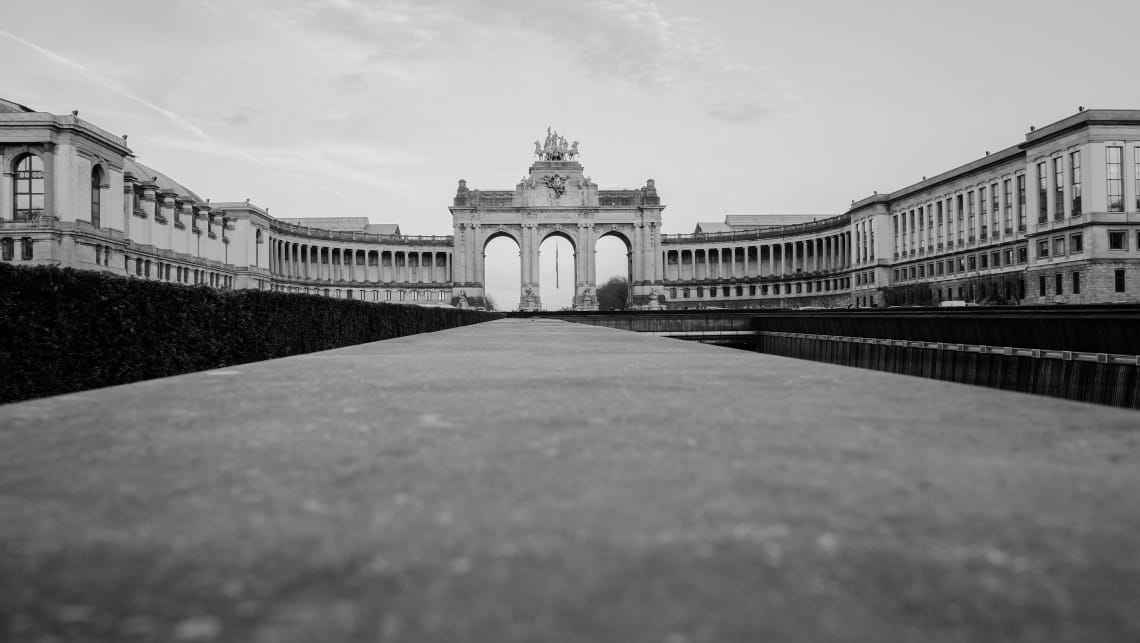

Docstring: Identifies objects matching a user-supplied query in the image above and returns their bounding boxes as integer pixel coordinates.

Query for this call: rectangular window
[1053,237,1065,257]
[1053,157,1065,220]
[893,214,900,255]
[968,255,977,270]
[979,186,988,239]
[1003,178,1013,233]
[1038,275,1047,297]
[1107,146,1124,212]
[936,202,943,244]
[1036,161,1049,223]
[1017,174,1027,231]
[919,265,925,278]
[1072,271,1081,295]
[1004,248,1013,265]
[1017,246,1028,263]
[909,210,916,251]
[937,261,944,275]
[1135,148,1140,211]
[967,191,976,240]
[956,194,964,243]
[1070,151,1082,217]
[20,238,33,261]
[991,251,1001,267]
[991,182,1000,234]
[979,254,988,269]
[1038,239,1049,258]
[1109,231,1127,250]
[1055,273,1063,295]
[1115,269,1126,292]
[1070,233,1083,253]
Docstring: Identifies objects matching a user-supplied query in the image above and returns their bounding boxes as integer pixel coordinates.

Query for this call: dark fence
[758,333,1139,409]
[0,265,500,404]
[748,306,1140,356]
[516,306,1140,355]
[509,310,756,334]
[517,307,1140,408]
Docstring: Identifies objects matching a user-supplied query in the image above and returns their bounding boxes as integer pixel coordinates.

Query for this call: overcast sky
[7,0,1140,234]
[4,0,1140,306]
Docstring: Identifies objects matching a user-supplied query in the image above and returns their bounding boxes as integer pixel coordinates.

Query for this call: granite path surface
[1,319,1138,642]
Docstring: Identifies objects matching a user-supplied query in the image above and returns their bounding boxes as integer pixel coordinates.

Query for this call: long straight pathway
[1,319,1138,642]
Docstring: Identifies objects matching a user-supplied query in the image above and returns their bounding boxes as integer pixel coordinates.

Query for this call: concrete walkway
[1,319,1138,642]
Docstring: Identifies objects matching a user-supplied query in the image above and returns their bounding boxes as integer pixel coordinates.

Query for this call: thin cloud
[707,99,774,124]
[154,136,425,197]
[0,28,211,141]
[280,0,799,122]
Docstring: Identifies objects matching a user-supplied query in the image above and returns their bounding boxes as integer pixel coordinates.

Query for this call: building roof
[693,222,733,233]
[364,223,401,235]
[278,217,371,230]
[695,214,833,234]
[724,214,827,228]
[0,98,35,114]
[276,218,402,235]
[124,157,203,203]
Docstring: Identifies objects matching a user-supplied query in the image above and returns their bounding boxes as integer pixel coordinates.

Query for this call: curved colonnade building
[2,97,1139,309]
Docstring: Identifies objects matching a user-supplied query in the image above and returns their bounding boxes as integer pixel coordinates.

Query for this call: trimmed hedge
[0,264,500,404]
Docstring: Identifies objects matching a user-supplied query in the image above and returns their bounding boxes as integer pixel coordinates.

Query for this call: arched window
[90,166,103,227]
[13,155,45,222]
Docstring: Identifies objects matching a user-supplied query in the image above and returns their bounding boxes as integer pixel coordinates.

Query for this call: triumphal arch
[450,129,666,310]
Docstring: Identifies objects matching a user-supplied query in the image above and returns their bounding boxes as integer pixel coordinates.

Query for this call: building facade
[3,98,1138,309]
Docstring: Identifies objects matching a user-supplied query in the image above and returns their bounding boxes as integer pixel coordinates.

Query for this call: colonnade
[662,234,851,282]
[268,239,451,284]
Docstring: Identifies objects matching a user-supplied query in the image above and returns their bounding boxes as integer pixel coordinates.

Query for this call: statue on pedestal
[536,128,580,162]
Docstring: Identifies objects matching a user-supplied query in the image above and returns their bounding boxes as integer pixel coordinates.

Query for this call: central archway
[539,231,577,311]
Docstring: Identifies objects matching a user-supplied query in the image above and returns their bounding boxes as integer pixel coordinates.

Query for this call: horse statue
[534,141,543,159]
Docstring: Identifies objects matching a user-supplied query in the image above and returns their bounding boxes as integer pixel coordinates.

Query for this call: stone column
[585,225,596,287]
[642,223,653,287]
[519,225,530,293]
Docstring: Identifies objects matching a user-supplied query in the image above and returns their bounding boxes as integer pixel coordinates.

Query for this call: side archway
[595,230,632,310]
[482,230,521,311]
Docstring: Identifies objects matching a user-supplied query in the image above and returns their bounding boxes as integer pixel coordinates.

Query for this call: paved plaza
[1,320,1138,642]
